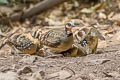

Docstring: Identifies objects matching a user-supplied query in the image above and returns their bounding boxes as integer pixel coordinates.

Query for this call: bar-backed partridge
[0,32,40,55]
[63,27,105,57]
[73,27,105,43]
[32,21,75,53]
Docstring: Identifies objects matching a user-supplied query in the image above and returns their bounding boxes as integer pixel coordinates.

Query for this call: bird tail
[89,27,105,40]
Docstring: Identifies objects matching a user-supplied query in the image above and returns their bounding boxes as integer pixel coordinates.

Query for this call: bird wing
[43,30,64,48]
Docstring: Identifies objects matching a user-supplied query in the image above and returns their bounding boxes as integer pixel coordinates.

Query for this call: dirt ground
[0,0,120,80]
[0,40,120,80]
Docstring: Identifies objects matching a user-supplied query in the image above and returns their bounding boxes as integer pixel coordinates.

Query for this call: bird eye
[66,21,75,27]
[67,23,71,26]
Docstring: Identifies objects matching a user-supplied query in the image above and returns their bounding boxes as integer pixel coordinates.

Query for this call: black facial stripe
[67,33,72,37]
[80,40,88,47]
[34,31,37,38]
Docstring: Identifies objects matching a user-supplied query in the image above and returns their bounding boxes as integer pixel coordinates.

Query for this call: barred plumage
[63,27,105,57]
[0,32,40,55]
[32,21,75,53]
[73,27,105,43]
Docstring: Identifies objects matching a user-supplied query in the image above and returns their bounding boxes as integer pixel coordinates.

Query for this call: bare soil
[0,41,120,80]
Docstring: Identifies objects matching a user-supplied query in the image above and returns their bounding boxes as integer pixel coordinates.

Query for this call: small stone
[0,71,20,80]
[46,70,73,79]
[19,56,37,64]
[27,70,45,80]
[17,66,32,75]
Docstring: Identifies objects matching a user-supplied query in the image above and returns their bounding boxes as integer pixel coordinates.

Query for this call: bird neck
[65,27,72,36]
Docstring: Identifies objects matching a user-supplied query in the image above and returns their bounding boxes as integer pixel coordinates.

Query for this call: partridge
[63,27,105,57]
[32,21,75,53]
[0,32,40,55]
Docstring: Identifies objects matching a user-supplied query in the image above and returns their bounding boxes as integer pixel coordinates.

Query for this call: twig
[10,0,68,21]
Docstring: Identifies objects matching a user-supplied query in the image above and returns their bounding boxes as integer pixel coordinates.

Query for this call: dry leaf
[107,26,113,33]
[17,66,32,75]
[98,40,107,48]
[81,3,101,13]
[46,70,73,79]
[98,12,106,19]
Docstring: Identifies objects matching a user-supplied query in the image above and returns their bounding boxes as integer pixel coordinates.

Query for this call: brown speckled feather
[32,21,75,53]
[0,32,40,55]
[63,27,105,57]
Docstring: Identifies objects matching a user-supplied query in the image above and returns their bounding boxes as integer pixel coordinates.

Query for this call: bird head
[65,21,75,34]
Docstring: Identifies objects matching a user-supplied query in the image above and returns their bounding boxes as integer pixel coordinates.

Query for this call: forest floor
[0,0,120,80]
[0,43,120,80]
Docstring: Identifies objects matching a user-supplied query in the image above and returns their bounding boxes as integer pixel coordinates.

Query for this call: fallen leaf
[86,59,111,65]
[107,26,114,33]
[117,21,120,26]
[27,70,45,80]
[98,12,106,19]
[112,31,120,41]
[17,66,32,75]
[108,71,120,78]
[103,71,120,78]
[46,70,74,79]
[98,40,107,48]
[112,14,120,21]
[81,3,101,13]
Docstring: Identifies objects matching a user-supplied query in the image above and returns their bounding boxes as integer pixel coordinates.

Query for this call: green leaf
[0,0,8,4]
